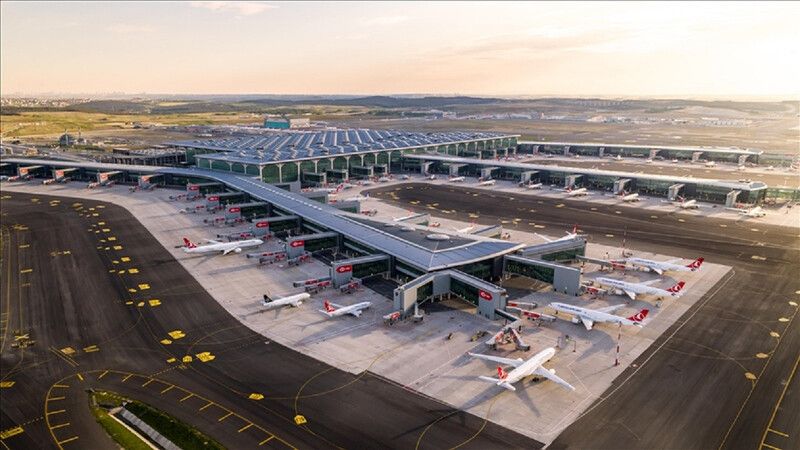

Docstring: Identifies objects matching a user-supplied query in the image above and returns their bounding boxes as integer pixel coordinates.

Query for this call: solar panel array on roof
[168,129,515,164]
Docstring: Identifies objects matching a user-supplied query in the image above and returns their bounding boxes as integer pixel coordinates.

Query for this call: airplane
[535,225,579,243]
[453,221,476,233]
[477,179,496,186]
[182,237,263,255]
[730,206,766,218]
[468,347,575,392]
[593,277,685,301]
[619,192,640,202]
[393,212,418,222]
[565,187,589,197]
[549,302,649,331]
[261,293,310,310]
[449,176,466,183]
[674,197,699,209]
[621,257,704,275]
[319,299,371,318]
[522,182,543,190]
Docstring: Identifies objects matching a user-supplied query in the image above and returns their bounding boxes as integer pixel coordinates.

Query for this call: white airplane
[478,179,496,186]
[453,221,476,233]
[524,182,543,190]
[449,176,466,183]
[731,206,766,218]
[621,257,704,275]
[182,237,263,255]
[261,293,310,310]
[549,302,649,331]
[393,213,418,222]
[468,347,575,392]
[565,187,589,197]
[319,299,371,318]
[535,225,579,243]
[594,277,685,301]
[619,192,640,202]
[675,198,699,209]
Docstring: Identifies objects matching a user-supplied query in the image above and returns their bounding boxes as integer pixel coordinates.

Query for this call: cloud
[365,15,409,26]
[189,1,276,16]
[105,23,155,34]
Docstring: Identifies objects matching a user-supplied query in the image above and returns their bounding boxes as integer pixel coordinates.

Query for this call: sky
[1,1,799,99]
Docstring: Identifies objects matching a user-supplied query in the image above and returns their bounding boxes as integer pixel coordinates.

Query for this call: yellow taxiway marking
[122,374,133,382]
[196,352,215,363]
[761,444,781,450]
[180,393,194,402]
[138,284,150,290]
[770,331,780,338]
[148,299,161,307]
[160,339,172,345]
[128,268,139,274]
[20,268,33,274]
[101,228,110,233]
[293,415,307,425]
[53,384,69,389]
[97,370,108,379]
[790,301,798,307]
[745,372,757,380]
[120,257,131,262]
[248,393,264,400]
[0,426,24,439]
[168,330,186,339]
[46,410,66,416]
[182,355,193,363]
[107,237,116,241]
[142,379,154,387]
[778,317,789,322]
[83,345,99,353]
[199,402,214,411]
[76,373,83,381]
[18,244,30,249]
[768,429,789,438]
[137,302,145,308]
[57,436,79,445]
[756,353,769,359]
[218,412,232,422]
[259,437,275,445]
[48,396,66,401]
[160,385,174,394]
[166,357,177,363]
[0,381,15,388]
[60,347,76,356]
[113,245,123,250]
[238,423,253,432]
[50,422,70,430]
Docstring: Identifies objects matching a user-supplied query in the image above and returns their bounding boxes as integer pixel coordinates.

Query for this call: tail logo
[497,366,508,380]
[687,258,704,270]
[323,300,335,313]
[183,238,196,248]
[667,281,685,294]
[629,309,649,322]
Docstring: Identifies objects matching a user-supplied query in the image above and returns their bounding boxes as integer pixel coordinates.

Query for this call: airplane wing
[329,302,344,309]
[623,290,637,301]
[533,367,576,391]
[638,279,660,286]
[222,248,234,255]
[349,309,363,317]
[468,353,525,368]
[579,316,594,331]
[534,233,553,243]
[596,304,625,314]
[652,267,664,276]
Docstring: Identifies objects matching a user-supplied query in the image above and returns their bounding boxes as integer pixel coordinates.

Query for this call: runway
[366,183,800,450]
[0,192,538,449]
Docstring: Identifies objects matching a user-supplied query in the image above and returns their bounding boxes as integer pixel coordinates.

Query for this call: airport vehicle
[523,182,543,190]
[378,176,391,183]
[426,174,437,180]
[730,206,766,218]
[449,176,466,183]
[261,293,310,310]
[593,277,685,301]
[614,155,623,161]
[400,175,410,180]
[182,237,263,255]
[535,225,579,243]
[87,180,114,189]
[477,179,496,186]
[565,187,589,197]
[705,161,717,167]
[549,302,649,330]
[619,192,640,202]
[468,347,575,392]
[319,300,371,318]
[620,257,704,275]
[671,159,679,163]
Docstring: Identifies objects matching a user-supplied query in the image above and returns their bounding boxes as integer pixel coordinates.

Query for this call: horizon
[2,1,799,99]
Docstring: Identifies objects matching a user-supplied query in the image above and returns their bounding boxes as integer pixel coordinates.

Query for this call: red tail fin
[183,237,196,248]
[497,366,508,380]
[687,257,704,270]
[323,300,335,313]
[571,224,578,235]
[628,309,649,322]
[667,281,685,293]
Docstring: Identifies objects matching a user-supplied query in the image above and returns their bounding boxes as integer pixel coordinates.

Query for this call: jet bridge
[471,224,504,238]
[447,163,467,177]
[137,174,163,190]
[187,182,224,195]
[53,167,78,182]
[205,191,247,209]
[613,178,631,195]
[480,166,498,180]
[519,170,539,184]
[565,174,583,189]
[18,165,45,179]
[223,202,269,221]
[726,190,741,208]
[668,183,685,201]
[393,270,507,320]
[421,161,434,175]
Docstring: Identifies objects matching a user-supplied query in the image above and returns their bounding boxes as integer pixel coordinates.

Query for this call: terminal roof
[518,141,763,155]
[168,129,517,164]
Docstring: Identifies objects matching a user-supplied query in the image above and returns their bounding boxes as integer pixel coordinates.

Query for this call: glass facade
[450,278,479,306]
[354,259,390,279]
[416,281,433,302]
[541,247,585,263]
[505,259,555,284]
[456,260,493,280]
[304,236,338,252]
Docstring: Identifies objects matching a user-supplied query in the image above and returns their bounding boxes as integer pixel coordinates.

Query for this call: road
[366,183,800,450]
[0,192,538,449]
